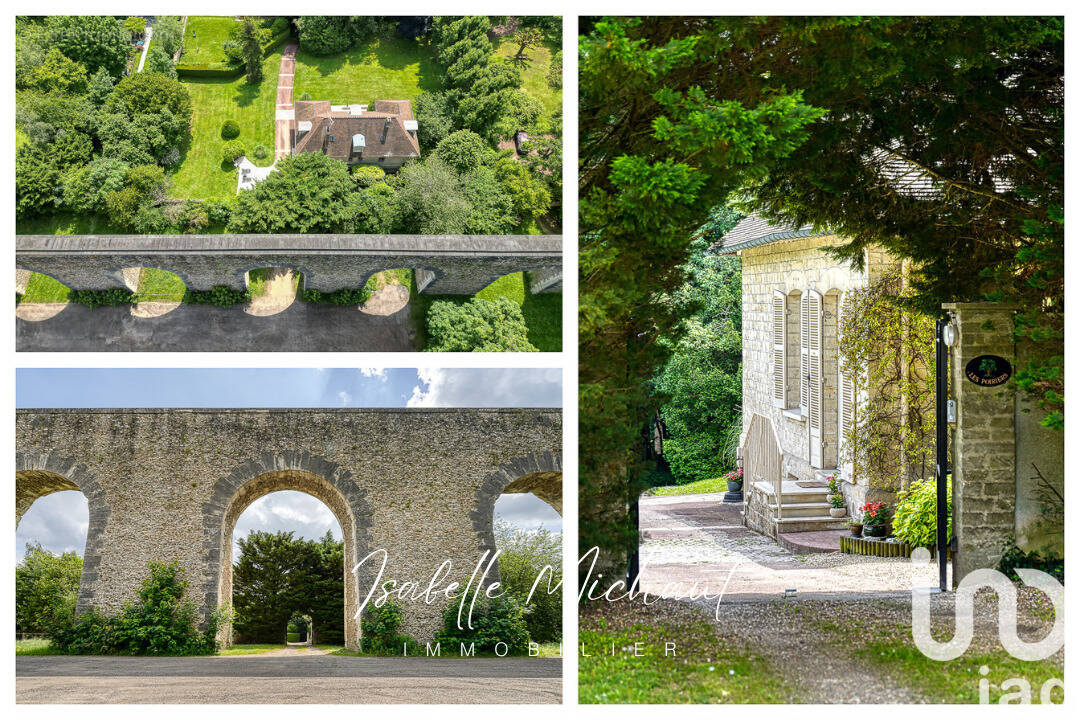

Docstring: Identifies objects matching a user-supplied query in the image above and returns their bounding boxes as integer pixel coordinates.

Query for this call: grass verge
[132,268,187,303]
[18,273,71,304]
[293,37,439,105]
[180,16,240,66]
[16,638,59,656]
[647,476,729,496]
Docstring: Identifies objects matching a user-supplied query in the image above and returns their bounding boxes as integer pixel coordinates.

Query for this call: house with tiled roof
[292,99,421,172]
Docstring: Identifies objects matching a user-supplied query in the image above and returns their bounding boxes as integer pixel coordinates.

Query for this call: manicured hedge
[176,30,292,80]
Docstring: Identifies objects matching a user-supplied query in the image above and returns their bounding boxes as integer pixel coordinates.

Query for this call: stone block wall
[15,408,562,648]
[16,234,563,296]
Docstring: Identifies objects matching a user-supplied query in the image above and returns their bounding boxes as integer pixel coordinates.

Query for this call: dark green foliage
[579,18,822,569]
[495,158,551,223]
[296,16,355,56]
[222,140,245,163]
[153,17,185,57]
[45,16,130,78]
[426,297,537,352]
[433,16,492,90]
[144,45,177,79]
[105,71,193,129]
[228,153,358,233]
[16,543,83,634]
[999,540,1063,585]
[24,48,88,95]
[495,521,561,643]
[455,63,522,143]
[546,50,562,89]
[61,157,129,214]
[97,106,187,166]
[183,286,252,307]
[232,531,345,645]
[270,17,291,35]
[435,590,530,655]
[434,130,490,173]
[301,287,373,306]
[48,561,220,655]
[412,91,456,152]
[238,17,264,84]
[360,600,418,655]
[221,119,240,140]
[70,288,135,308]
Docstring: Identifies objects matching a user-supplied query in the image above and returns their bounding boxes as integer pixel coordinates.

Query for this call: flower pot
[829,507,846,518]
[849,524,863,537]
[863,524,886,538]
[727,480,743,492]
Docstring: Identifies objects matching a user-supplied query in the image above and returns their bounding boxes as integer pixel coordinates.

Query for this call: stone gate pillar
[943,302,1017,586]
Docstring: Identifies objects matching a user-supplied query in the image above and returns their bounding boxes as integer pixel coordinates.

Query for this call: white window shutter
[799,293,809,416]
[807,289,823,467]
[837,294,855,479]
[771,291,786,407]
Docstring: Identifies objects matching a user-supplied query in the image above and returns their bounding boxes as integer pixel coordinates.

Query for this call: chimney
[381,117,390,143]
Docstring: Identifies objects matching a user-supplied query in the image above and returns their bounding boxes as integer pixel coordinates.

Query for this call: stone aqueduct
[15,234,563,296]
[15,408,562,649]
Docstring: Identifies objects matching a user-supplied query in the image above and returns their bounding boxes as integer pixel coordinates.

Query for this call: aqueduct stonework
[15,408,562,649]
[15,234,563,295]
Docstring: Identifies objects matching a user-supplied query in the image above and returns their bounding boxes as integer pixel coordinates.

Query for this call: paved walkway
[136,26,153,72]
[275,42,298,160]
[639,493,943,600]
[17,655,561,704]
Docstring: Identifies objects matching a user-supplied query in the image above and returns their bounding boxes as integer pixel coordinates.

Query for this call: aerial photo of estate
[15,15,563,351]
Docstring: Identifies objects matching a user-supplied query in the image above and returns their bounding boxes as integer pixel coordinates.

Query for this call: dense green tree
[153,16,185,57]
[461,166,517,234]
[97,107,186,166]
[105,72,193,130]
[15,17,49,89]
[45,15,130,78]
[494,521,561,643]
[426,297,537,352]
[433,16,492,90]
[86,67,115,105]
[144,45,177,79]
[519,123,562,201]
[493,89,543,139]
[579,18,822,572]
[229,153,358,233]
[351,183,400,233]
[26,48,88,95]
[15,90,95,143]
[392,158,472,233]
[456,63,522,142]
[16,544,83,633]
[295,16,355,56]
[495,158,550,224]
[412,91,456,152]
[351,164,386,187]
[433,130,491,173]
[16,132,92,218]
[238,17,264,84]
[61,157,129,213]
[509,27,545,64]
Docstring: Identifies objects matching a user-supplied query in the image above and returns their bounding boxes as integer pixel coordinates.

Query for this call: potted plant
[724,468,743,492]
[859,501,890,537]
[848,518,863,537]
[826,474,846,517]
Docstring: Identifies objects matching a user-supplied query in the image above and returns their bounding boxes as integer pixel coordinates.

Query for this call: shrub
[434,130,490,173]
[351,164,385,187]
[547,50,562,89]
[222,140,246,163]
[999,540,1064,584]
[360,600,418,655]
[435,590,530,655]
[203,199,233,227]
[495,521,561,643]
[70,288,134,308]
[252,144,268,160]
[301,287,372,306]
[221,120,240,140]
[296,16,355,56]
[48,561,220,656]
[184,286,252,307]
[298,92,312,101]
[892,477,952,547]
[426,297,537,352]
[270,17,290,35]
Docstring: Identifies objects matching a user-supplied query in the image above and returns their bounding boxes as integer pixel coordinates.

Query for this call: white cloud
[337,390,353,405]
[358,368,388,380]
[407,368,561,408]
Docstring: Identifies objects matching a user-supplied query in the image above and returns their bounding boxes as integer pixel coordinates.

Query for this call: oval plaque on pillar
[964,354,1012,387]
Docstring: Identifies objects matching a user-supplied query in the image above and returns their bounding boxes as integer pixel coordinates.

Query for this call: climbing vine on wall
[838,270,937,490]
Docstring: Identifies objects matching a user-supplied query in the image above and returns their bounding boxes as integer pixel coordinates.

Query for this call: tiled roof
[292,100,421,161]
[716,213,828,254]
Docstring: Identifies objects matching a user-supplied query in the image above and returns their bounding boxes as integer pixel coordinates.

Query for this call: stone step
[778,529,846,554]
[772,515,851,533]
[767,501,834,518]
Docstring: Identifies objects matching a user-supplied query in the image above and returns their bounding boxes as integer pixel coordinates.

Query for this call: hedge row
[176,30,292,80]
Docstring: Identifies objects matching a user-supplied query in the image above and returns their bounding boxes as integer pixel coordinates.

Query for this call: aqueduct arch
[16,408,561,645]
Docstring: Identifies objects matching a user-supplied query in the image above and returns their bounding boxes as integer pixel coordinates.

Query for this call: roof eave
[718,227,831,255]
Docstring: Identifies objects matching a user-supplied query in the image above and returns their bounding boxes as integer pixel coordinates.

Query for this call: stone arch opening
[15,454,109,615]
[204,458,373,651]
[231,489,344,646]
[15,271,71,322]
[471,452,562,583]
[120,267,186,318]
[245,267,300,316]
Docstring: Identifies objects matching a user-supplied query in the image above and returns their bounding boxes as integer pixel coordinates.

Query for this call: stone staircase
[759,469,850,534]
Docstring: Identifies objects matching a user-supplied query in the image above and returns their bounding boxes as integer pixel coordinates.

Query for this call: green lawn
[293,37,439,105]
[647,477,728,497]
[216,643,284,656]
[417,272,562,352]
[493,38,562,125]
[132,268,187,303]
[580,615,791,703]
[16,213,128,235]
[18,273,71,304]
[170,51,280,201]
[16,638,59,656]
[179,16,240,67]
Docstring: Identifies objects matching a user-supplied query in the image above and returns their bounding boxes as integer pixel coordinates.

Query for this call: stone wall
[16,235,563,295]
[739,235,898,492]
[15,408,562,648]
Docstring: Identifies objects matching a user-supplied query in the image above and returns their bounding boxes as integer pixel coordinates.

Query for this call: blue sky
[16,368,563,560]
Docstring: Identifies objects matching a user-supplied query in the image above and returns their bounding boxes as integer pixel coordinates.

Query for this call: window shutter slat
[807,289,823,467]
[799,293,809,415]
[771,291,786,406]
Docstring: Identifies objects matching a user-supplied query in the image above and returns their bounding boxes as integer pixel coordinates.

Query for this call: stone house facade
[719,214,902,537]
[293,99,420,172]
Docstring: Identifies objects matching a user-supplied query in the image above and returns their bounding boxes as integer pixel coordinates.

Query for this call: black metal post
[628,495,640,589]
[935,317,950,591]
